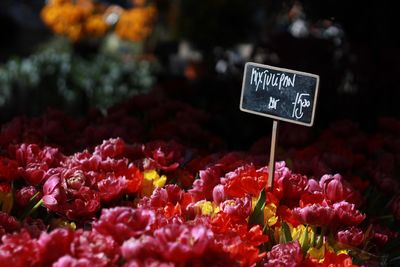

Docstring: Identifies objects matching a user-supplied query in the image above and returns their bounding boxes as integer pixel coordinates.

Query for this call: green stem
[20,197,44,220]
[311,226,317,247]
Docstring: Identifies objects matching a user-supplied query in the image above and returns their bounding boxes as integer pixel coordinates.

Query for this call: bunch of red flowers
[1,93,399,266]
[0,132,393,266]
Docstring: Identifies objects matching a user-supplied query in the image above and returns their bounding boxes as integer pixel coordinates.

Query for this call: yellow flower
[307,245,325,262]
[140,169,167,197]
[193,200,220,216]
[307,243,336,262]
[264,202,278,226]
[50,218,77,230]
[290,224,316,252]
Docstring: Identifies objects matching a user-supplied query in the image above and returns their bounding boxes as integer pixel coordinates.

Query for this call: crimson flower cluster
[0,94,399,266]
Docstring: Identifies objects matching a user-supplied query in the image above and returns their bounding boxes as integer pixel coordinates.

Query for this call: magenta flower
[153,223,213,263]
[123,258,175,267]
[0,230,41,267]
[11,144,64,184]
[52,255,93,267]
[38,228,75,266]
[212,184,227,205]
[220,196,252,220]
[69,230,120,267]
[42,168,100,220]
[97,173,126,202]
[332,201,365,227]
[306,178,322,193]
[263,241,303,267]
[93,207,155,244]
[138,185,184,209]
[319,174,360,204]
[336,227,364,247]
[121,235,159,261]
[293,202,335,226]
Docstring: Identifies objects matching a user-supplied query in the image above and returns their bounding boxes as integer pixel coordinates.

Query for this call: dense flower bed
[0,93,399,266]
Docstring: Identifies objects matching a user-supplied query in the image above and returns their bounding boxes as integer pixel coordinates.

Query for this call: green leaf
[19,192,42,220]
[249,188,266,227]
[280,221,293,244]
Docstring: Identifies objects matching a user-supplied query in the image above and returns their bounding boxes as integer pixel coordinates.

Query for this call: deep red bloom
[0,230,41,267]
[299,192,325,207]
[222,165,268,198]
[277,173,308,204]
[142,140,184,172]
[336,227,364,247]
[93,207,155,244]
[263,241,303,267]
[245,225,269,246]
[0,211,20,236]
[221,236,263,266]
[15,186,40,208]
[0,157,19,181]
[277,205,302,227]
[10,144,64,184]
[371,224,399,247]
[189,167,222,202]
[322,250,358,267]
[94,138,125,158]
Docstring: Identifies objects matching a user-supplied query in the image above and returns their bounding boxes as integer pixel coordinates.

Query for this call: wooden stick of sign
[267,120,278,190]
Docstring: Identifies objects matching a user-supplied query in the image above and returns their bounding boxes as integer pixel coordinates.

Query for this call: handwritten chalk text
[268,97,280,110]
[292,93,311,119]
[250,67,296,91]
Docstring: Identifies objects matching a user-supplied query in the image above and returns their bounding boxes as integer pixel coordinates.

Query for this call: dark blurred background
[1,0,399,149]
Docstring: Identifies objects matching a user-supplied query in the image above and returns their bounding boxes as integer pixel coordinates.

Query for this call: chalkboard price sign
[240,62,319,126]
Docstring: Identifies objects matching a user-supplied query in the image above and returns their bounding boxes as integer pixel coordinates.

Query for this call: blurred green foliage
[0,37,158,118]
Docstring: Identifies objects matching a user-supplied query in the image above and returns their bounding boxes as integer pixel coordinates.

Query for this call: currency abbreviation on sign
[240,62,320,126]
